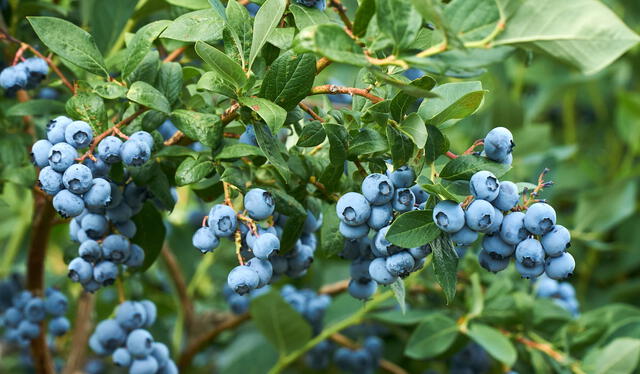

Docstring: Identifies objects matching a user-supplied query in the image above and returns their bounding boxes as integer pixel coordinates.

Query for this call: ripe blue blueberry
[48,316,70,336]
[350,258,372,283]
[48,142,77,172]
[433,200,465,233]
[18,320,40,340]
[23,57,49,84]
[389,165,415,188]
[130,356,159,374]
[4,307,22,327]
[252,232,280,259]
[227,265,260,295]
[484,127,514,162]
[409,245,431,261]
[31,139,53,168]
[410,184,430,204]
[361,173,395,205]
[83,178,112,209]
[303,210,323,233]
[89,334,108,355]
[339,221,369,239]
[63,164,94,194]
[386,251,415,278]
[524,203,556,235]
[478,249,510,273]
[107,202,133,224]
[337,192,371,226]
[247,258,273,288]
[151,342,170,369]
[295,0,326,10]
[93,261,119,286]
[469,171,500,201]
[83,157,110,178]
[65,121,93,148]
[38,166,63,195]
[129,131,154,151]
[287,244,315,272]
[116,220,137,238]
[465,199,495,232]
[515,259,544,279]
[541,224,571,257]
[46,116,73,144]
[13,290,33,309]
[450,225,478,246]
[545,252,575,280]
[116,301,147,331]
[372,226,393,257]
[244,188,276,220]
[208,204,238,237]
[239,124,258,146]
[515,238,545,268]
[94,319,127,352]
[68,257,93,283]
[160,360,178,374]
[127,328,154,357]
[486,207,504,234]
[121,139,151,166]
[24,297,46,322]
[102,235,131,264]
[125,244,146,268]
[493,181,519,211]
[82,279,101,293]
[367,203,393,230]
[97,136,123,164]
[482,233,515,259]
[364,336,383,361]
[270,256,288,275]
[535,275,559,298]
[44,289,68,316]
[192,227,220,253]
[500,212,528,245]
[348,279,377,300]
[0,65,28,91]
[53,189,84,218]
[82,213,108,239]
[139,300,157,327]
[392,188,416,212]
[112,347,132,367]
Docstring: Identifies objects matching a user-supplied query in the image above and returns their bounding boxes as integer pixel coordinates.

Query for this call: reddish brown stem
[310,85,383,103]
[445,151,458,159]
[163,46,187,63]
[329,0,354,31]
[298,102,324,122]
[162,246,195,336]
[463,139,484,155]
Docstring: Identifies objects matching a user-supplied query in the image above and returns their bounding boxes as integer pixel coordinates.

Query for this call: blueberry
[247,258,273,288]
[465,199,495,232]
[409,245,431,260]
[44,289,68,316]
[350,258,372,283]
[541,225,571,257]
[239,124,258,146]
[484,127,514,162]
[65,121,93,148]
[139,300,157,327]
[493,181,519,211]
[361,173,395,205]
[389,165,415,188]
[93,261,119,286]
[107,202,133,224]
[62,164,94,194]
[158,120,178,140]
[4,307,22,327]
[351,349,374,371]
[151,342,170,368]
[270,255,288,274]
[81,214,108,239]
[18,320,40,340]
[130,356,160,374]
[500,212,528,245]
[38,87,58,99]
[372,226,393,257]
[125,328,154,358]
[13,290,33,309]
[386,251,415,278]
[295,0,326,10]
[392,188,415,212]
[108,182,123,207]
[84,178,112,209]
[469,171,500,201]
[125,244,145,268]
[129,131,154,151]
[159,360,178,374]
[53,190,84,218]
[252,232,280,259]
[227,266,260,295]
[410,184,430,204]
[524,203,556,235]
[478,249,510,273]
[31,139,53,168]
[83,157,110,178]
[545,252,575,280]
[486,206,504,234]
[364,336,383,361]
[245,225,277,248]
[112,347,132,367]
[102,235,131,264]
[515,238,545,268]
[303,210,323,233]
[287,244,315,271]
[450,225,478,246]
[81,279,101,293]
[333,347,353,371]
[89,333,108,355]
[348,279,377,300]
[482,233,515,259]
[0,65,28,91]
[433,200,465,233]
[46,116,73,144]
[23,57,48,85]
[341,238,368,260]
[48,316,70,336]
[95,319,127,352]
[301,232,317,249]
[535,275,559,298]
[208,204,238,237]
[557,282,576,300]
[24,297,46,322]
[38,166,63,195]
[339,221,369,239]
[192,227,220,253]
[116,301,147,331]
[97,136,123,164]
[367,203,393,230]
[337,192,371,226]
[368,257,397,285]
[121,139,151,166]
[515,259,544,279]
[244,188,276,220]
[116,220,137,238]
[48,142,77,172]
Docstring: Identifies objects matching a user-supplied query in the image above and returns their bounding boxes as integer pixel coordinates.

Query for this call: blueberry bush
[0,0,639,373]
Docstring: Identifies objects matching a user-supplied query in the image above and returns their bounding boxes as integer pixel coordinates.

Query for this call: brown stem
[163,46,187,63]
[162,246,195,335]
[298,102,324,122]
[318,279,349,295]
[463,139,484,155]
[329,0,354,31]
[310,85,383,103]
[62,292,96,374]
[445,151,458,159]
[316,57,332,73]
[329,333,408,374]
[353,159,367,177]
[163,130,185,146]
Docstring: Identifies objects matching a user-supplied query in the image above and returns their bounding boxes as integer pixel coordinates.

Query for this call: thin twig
[316,57,332,73]
[445,151,458,159]
[163,130,185,146]
[310,85,384,103]
[318,279,349,295]
[162,246,196,336]
[329,0,353,31]
[62,292,96,374]
[163,46,187,63]
[298,102,324,122]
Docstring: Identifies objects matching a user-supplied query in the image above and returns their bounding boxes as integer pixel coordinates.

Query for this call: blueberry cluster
[535,275,579,317]
[0,279,70,347]
[0,57,48,95]
[281,285,331,334]
[294,0,326,10]
[222,284,270,315]
[89,300,177,374]
[450,343,491,374]
[336,166,432,300]
[332,337,383,374]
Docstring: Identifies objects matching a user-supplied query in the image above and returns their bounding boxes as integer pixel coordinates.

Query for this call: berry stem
[309,84,384,103]
[161,245,196,336]
[445,151,458,159]
[115,277,126,303]
[163,46,187,63]
[316,57,332,73]
[463,139,484,155]
[298,102,324,122]
[328,0,354,31]
[234,230,245,266]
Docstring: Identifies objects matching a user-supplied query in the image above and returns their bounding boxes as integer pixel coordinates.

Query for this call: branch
[328,0,353,31]
[310,85,384,103]
[163,46,187,63]
[329,333,408,374]
[445,151,458,159]
[62,292,96,374]
[316,57,332,73]
[162,246,195,336]
[298,102,324,122]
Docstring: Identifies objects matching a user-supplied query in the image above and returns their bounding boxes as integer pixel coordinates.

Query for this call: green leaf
[131,203,166,272]
[318,202,344,258]
[420,183,460,202]
[196,71,237,98]
[439,155,511,181]
[324,123,348,165]
[225,0,253,69]
[91,81,128,99]
[574,181,637,233]
[293,24,369,66]
[90,0,136,53]
[411,0,463,49]
[390,279,406,313]
[466,324,517,366]
[238,97,287,133]
[215,143,265,159]
[399,113,427,149]
[349,128,388,156]
[390,75,437,121]
[269,189,307,251]
[195,41,247,89]
[424,125,450,164]
[405,313,459,359]
[296,121,326,147]
[6,100,65,117]
[157,62,183,106]
[372,309,430,325]
[375,0,422,47]
[27,16,107,76]
[250,291,312,354]
[386,126,414,168]
[128,161,176,211]
[249,0,287,68]
[166,0,210,9]
[254,123,290,181]
[170,110,224,148]
[589,338,640,374]
[161,9,224,42]
[431,233,457,304]
[65,92,107,133]
[353,0,376,37]
[122,20,170,79]
[289,3,331,30]
[127,82,171,114]
[259,51,316,111]
[495,0,640,74]
[418,81,486,126]
[444,0,500,43]
[386,209,440,248]
[175,157,216,186]
[155,146,197,159]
